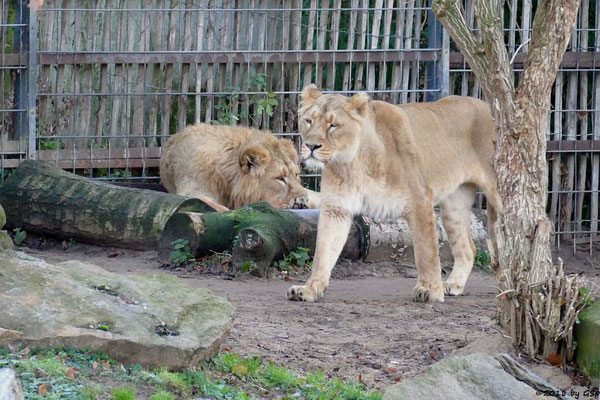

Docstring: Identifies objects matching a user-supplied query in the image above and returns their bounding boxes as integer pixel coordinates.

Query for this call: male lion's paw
[287,281,327,302]
[444,280,465,296]
[413,284,444,303]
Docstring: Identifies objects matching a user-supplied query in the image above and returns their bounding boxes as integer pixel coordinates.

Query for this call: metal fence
[1,0,599,249]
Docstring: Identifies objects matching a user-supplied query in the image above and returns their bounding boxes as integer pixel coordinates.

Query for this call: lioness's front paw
[413,283,444,303]
[444,280,465,296]
[287,281,327,302]
[289,195,309,209]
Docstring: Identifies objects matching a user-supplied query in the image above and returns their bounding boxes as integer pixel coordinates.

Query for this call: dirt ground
[21,236,600,392]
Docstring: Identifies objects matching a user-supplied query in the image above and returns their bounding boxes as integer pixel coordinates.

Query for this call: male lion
[160,124,320,211]
[287,85,502,303]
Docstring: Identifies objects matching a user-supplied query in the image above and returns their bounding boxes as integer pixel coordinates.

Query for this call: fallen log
[0,160,215,250]
[157,204,369,275]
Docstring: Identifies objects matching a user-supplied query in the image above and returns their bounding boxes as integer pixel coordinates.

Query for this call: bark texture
[0,160,214,249]
[433,0,583,359]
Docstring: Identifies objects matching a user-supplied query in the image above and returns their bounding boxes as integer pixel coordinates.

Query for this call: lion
[160,123,320,211]
[287,85,502,303]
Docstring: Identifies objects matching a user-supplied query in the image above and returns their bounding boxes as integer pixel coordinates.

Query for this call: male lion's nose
[306,144,322,152]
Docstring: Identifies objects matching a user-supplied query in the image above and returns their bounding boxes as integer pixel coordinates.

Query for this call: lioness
[287,85,502,303]
[160,124,320,211]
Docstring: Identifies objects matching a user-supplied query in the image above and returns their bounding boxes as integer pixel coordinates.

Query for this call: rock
[383,353,537,400]
[0,252,234,369]
[0,368,24,400]
[575,300,600,383]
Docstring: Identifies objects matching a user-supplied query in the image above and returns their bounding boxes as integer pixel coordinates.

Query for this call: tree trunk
[433,0,583,358]
[0,160,215,250]
[158,205,368,275]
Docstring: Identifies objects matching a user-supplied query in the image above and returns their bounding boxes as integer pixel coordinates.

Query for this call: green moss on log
[575,301,600,381]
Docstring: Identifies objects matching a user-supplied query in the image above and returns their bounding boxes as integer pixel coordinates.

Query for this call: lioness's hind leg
[440,183,477,296]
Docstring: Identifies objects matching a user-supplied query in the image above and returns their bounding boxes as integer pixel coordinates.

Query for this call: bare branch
[475,0,515,100]
[432,0,488,85]
[518,0,582,102]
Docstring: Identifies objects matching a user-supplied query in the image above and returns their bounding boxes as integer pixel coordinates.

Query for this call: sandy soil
[21,236,600,392]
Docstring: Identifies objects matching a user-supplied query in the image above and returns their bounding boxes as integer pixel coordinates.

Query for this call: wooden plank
[343,0,358,93]
[326,0,341,90]
[390,0,406,103]
[315,0,329,87]
[303,0,317,86]
[549,74,563,225]
[366,0,383,93]
[354,0,368,90]
[194,0,207,125]
[378,0,394,101]
[400,0,415,102]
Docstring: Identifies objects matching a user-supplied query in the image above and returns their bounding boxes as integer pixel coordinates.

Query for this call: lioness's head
[298,84,369,172]
[234,134,308,209]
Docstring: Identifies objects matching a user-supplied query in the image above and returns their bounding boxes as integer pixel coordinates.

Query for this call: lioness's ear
[300,84,322,107]
[345,92,369,118]
[280,139,299,163]
[240,146,271,175]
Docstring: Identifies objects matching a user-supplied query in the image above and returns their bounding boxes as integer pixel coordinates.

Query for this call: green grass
[0,347,381,399]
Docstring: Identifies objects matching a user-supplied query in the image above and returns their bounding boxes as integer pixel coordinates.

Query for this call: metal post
[27,0,38,160]
[440,27,450,98]
[426,0,443,101]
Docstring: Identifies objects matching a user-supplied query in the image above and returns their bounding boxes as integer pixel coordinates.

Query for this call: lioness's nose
[306,144,322,151]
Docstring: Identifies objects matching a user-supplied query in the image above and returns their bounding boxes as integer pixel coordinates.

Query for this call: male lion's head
[298,84,369,172]
[233,134,309,209]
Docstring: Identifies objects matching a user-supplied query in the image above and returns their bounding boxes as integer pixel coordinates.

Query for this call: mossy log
[0,160,215,250]
[158,204,369,275]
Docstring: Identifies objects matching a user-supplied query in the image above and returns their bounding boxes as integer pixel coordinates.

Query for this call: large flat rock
[575,301,600,382]
[0,252,234,369]
[383,353,537,400]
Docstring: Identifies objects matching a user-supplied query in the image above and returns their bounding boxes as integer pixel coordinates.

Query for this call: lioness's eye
[304,119,312,126]
[277,177,286,183]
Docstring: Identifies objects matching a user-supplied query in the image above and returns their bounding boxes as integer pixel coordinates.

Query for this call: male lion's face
[298,85,369,172]
[237,136,309,209]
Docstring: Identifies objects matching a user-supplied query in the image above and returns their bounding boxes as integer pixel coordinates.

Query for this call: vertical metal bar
[440,27,450,97]
[425,0,442,101]
[28,1,38,160]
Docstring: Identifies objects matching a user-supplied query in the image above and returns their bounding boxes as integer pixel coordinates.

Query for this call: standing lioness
[287,85,502,303]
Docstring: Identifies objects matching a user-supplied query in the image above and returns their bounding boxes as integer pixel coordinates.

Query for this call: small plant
[12,227,26,246]
[112,386,137,400]
[39,139,64,150]
[97,322,112,331]
[150,391,175,400]
[474,245,492,273]
[168,239,194,265]
[274,247,312,272]
[240,258,257,274]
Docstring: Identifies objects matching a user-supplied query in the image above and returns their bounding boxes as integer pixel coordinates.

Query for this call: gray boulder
[384,353,538,400]
[0,252,234,369]
[0,368,24,400]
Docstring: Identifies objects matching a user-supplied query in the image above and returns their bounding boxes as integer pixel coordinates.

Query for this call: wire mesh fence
[1,0,599,250]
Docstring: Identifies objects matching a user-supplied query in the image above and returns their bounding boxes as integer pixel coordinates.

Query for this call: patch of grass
[0,346,381,400]
[168,238,195,266]
[112,386,137,400]
[150,390,175,400]
[274,247,312,273]
[474,244,492,273]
